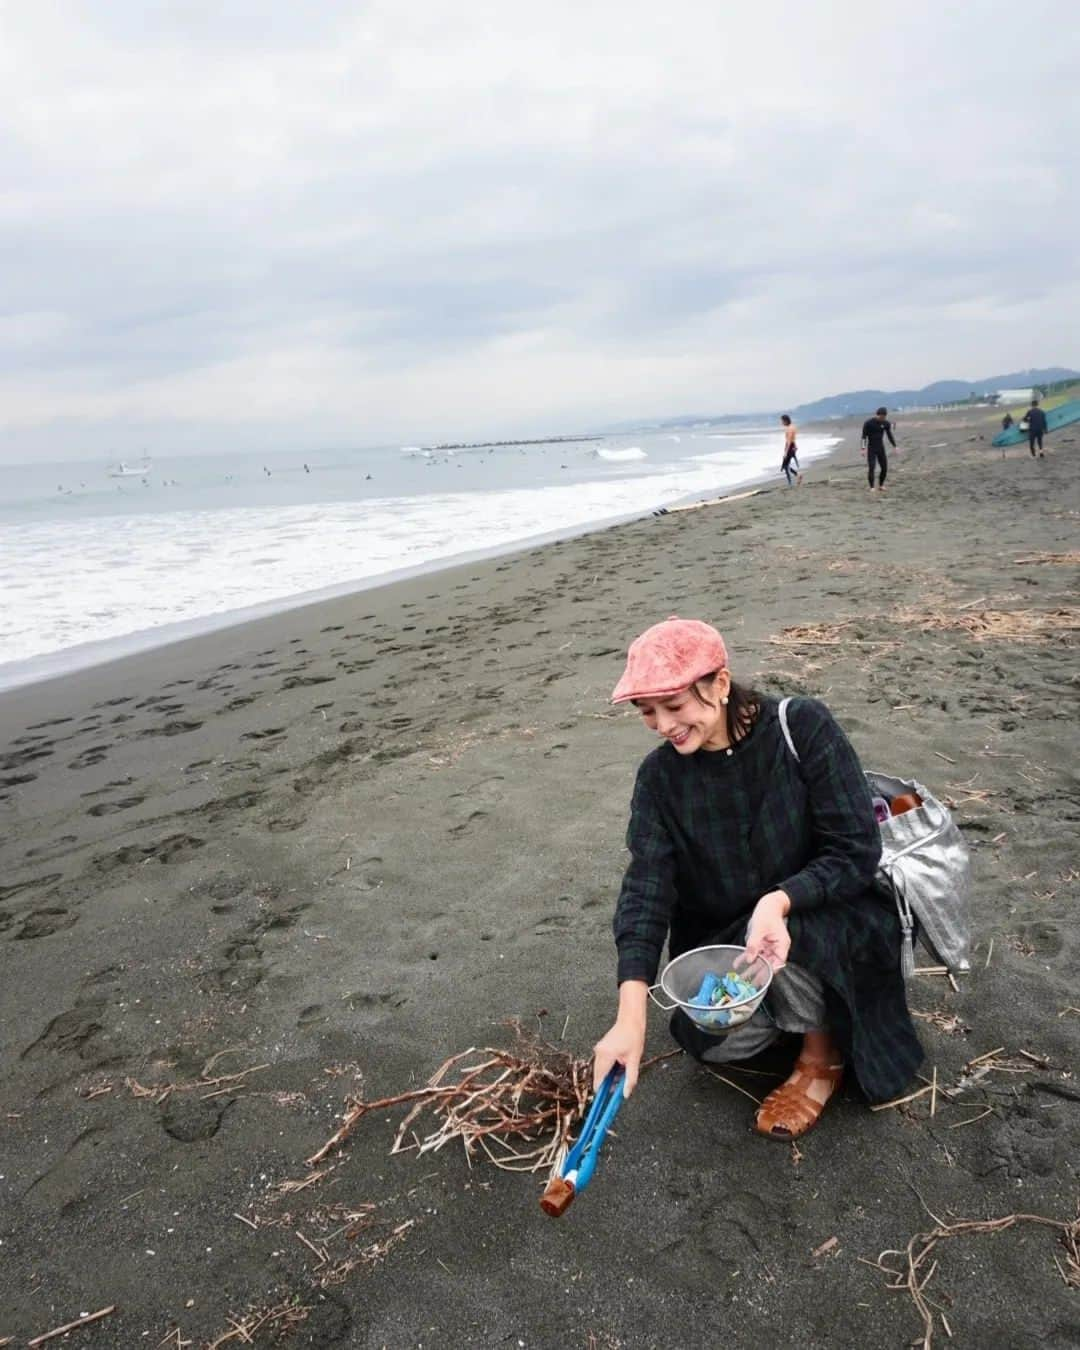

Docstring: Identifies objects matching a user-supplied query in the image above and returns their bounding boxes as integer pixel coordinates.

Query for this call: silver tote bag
[864,770,972,978]
[777,700,972,979]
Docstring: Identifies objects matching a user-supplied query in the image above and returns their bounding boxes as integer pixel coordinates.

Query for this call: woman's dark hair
[689,671,761,744]
[876,405,888,416]
[780,414,791,425]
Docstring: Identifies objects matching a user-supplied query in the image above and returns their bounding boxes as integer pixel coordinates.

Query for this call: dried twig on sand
[122,1060,269,1106]
[206,1300,311,1349]
[308,1027,592,1173]
[26,1307,117,1347]
[863,1209,1080,1348]
[892,605,1080,643]
[317,1217,416,1287]
[943,1045,1052,1099]
[911,1009,970,1036]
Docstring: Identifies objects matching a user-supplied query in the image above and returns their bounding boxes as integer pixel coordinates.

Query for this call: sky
[1,0,1078,461]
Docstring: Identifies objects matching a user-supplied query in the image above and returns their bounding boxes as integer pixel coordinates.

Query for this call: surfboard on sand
[993,398,1080,447]
[666,488,766,514]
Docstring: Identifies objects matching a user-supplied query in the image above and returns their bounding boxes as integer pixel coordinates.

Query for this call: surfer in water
[780,415,803,487]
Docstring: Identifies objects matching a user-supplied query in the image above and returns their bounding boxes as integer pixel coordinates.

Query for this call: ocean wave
[596,447,646,462]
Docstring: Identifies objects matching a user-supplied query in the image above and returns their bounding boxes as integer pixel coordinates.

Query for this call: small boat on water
[108,459,151,478]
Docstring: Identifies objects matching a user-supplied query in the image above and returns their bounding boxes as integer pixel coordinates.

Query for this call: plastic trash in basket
[648,944,773,1033]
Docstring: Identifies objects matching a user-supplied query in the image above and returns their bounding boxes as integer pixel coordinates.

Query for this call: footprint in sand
[343,989,408,1017]
[0,873,63,902]
[0,743,55,772]
[446,776,505,836]
[533,915,573,936]
[20,1002,105,1060]
[266,814,306,833]
[1013,920,1064,959]
[91,834,205,873]
[86,796,145,817]
[348,856,384,892]
[24,836,77,861]
[68,745,109,770]
[14,907,77,940]
[137,719,203,738]
[280,673,335,690]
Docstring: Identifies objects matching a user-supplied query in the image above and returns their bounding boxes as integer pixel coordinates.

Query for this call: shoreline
[2,406,1076,1348]
[0,426,845,700]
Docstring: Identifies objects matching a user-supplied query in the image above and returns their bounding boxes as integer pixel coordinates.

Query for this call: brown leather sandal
[754,1056,844,1139]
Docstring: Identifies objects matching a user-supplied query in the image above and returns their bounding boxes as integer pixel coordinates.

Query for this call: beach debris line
[891,604,1080,643]
[1013,551,1080,565]
[869,1043,1058,1116]
[861,1206,1080,1349]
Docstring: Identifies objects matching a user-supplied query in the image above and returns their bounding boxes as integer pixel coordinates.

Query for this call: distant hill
[789,368,1080,421]
[600,367,1079,434]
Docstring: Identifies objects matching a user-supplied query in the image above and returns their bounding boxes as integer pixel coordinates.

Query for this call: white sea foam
[596,446,646,462]
[0,429,843,685]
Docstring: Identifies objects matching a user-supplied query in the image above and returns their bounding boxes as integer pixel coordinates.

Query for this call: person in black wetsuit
[861,406,896,492]
[1026,400,1047,458]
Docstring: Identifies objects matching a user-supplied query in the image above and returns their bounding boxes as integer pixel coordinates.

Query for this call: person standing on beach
[1026,399,1048,458]
[861,407,896,492]
[780,414,803,487]
[593,617,922,1138]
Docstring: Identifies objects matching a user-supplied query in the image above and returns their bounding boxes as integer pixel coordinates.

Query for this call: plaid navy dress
[614,696,924,1103]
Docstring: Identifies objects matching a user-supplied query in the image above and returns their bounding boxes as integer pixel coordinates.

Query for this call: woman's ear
[714,669,731,702]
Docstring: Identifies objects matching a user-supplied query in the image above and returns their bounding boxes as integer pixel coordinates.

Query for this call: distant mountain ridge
[607,366,1079,432]
[788,367,1079,421]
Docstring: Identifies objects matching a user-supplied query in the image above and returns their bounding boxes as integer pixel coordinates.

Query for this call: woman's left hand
[744,890,792,970]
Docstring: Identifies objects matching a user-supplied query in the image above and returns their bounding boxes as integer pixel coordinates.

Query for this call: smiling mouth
[668,728,692,746]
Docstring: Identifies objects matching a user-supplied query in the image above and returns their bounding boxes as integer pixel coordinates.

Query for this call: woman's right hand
[593,980,648,1096]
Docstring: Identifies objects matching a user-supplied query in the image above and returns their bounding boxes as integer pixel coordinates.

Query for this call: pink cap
[611,617,728,703]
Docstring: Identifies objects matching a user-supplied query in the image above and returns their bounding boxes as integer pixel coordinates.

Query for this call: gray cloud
[1,1,1078,460]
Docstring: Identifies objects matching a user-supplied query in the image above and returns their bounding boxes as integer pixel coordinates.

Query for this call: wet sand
[1,410,1078,1348]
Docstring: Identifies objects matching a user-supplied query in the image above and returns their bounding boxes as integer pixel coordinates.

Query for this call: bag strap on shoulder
[778,697,800,762]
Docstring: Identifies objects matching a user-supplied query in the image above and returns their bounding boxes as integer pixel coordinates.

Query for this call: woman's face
[633,672,731,753]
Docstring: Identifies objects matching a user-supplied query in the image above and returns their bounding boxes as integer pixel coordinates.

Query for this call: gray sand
[1,410,1078,1348]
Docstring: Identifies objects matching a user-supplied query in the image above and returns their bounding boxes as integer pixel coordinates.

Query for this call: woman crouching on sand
[593,617,922,1137]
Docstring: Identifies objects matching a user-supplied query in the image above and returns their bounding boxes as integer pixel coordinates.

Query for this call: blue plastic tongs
[540,1066,626,1217]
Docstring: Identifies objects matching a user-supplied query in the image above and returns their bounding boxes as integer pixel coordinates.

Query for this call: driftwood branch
[27,1306,117,1347]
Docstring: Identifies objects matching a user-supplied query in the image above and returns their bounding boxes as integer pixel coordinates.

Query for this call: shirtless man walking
[861,406,896,493]
[780,414,803,487]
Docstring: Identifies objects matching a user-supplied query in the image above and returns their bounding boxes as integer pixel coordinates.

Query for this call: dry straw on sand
[891,605,1080,642]
[862,1206,1080,1349]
